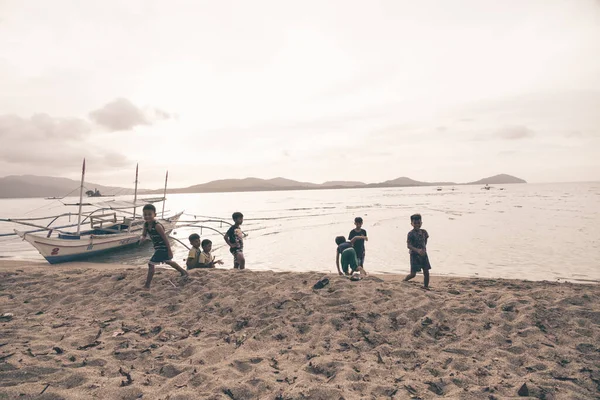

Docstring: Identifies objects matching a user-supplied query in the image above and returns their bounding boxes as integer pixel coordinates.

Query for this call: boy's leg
[403,272,416,282]
[165,260,188,277]
[423,268,430,288]
[236,252,246,270]
[145,263,155,289]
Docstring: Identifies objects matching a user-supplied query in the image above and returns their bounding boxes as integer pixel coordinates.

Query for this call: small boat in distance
[86,188,115,198]
[436,187,442,191]
[45,196,63,200]
[482,184,492,190]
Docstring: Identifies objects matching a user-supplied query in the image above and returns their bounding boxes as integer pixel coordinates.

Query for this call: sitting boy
[186,233,202,270]
[198,239,223,268]
[187,235,223,269]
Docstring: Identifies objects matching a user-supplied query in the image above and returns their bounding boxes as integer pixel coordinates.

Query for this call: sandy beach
[0,260,599,399]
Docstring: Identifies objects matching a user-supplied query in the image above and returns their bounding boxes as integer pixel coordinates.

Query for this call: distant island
[0,174,526,199]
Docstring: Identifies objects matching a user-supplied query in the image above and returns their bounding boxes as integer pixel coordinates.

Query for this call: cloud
[0,113,129,172]
[495,125,535,140]
[89,98,171,131]
[0,113,90,140]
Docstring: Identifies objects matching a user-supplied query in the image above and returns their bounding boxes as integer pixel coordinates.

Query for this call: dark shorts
[356,251,365,267]
[410,253,431,273]
[149,250,171,265]
[230,247,244,256]
[341,248,359,274]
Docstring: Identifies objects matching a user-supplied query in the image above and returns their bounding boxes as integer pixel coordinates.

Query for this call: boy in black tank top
[141,204,188,288]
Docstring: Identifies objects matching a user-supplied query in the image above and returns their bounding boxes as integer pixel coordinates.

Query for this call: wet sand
[1,260,599,399]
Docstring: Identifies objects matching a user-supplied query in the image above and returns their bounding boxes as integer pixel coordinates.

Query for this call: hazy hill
[467,174,527,185]
[367,177,457,187]
[0,174,527,198]
[0,175,137,199]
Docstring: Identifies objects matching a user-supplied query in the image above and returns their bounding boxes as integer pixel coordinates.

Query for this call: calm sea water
[1,183,599,283]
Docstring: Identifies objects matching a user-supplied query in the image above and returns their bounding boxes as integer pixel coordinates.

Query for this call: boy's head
[201,239,212,253]
[189,233,201,248]
[410,213,422,229]
[142,204,156,222]
[335,236,346,245]
[232,211,244,225]
[354,217,363,229]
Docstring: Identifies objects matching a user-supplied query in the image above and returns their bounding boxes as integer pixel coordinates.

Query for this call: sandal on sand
[313,277,329,290]
[350,274,362,281]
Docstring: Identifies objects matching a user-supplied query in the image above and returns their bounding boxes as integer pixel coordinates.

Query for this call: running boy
[335,235,368,276]
[141,204,188,288]
[403,213,431,289]
[224,212,245,269]
[348,217,368,271]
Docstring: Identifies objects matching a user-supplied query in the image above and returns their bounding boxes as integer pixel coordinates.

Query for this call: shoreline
[1,261,600,398]
[1,259,598,285]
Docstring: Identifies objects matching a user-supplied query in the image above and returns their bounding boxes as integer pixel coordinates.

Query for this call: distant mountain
[167,177,318,193]
[0,173,527,198]
[0,175,137,199]
[367,177,456,187]
[322,181,366,188]
[467,174,526,185]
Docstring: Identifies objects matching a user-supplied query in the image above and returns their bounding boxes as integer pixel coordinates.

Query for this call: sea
[0,182,599,283]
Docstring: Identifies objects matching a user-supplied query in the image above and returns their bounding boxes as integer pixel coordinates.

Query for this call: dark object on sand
[518,383,529,396]
[350,274,361,281]
[313,278,329,290]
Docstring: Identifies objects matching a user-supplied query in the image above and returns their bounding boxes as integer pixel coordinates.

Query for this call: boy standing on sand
[141,204,188,288]
[403,214,431,289]
[225,212,245,269]
[335,235,368,277]
[349,217,368,271]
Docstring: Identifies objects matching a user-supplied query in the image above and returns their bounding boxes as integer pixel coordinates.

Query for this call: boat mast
[132,163,139,220]
[161,171,168,218]
[76,158,85,235]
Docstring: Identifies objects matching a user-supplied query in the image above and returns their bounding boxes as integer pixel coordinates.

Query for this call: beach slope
[1,261,599,399]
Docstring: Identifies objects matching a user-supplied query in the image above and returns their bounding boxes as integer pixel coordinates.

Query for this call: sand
[0,260,599,400]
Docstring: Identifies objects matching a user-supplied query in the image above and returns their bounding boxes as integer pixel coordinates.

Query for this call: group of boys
[334,214,431,289]
[141,203,432,290]
[140,205,245,289]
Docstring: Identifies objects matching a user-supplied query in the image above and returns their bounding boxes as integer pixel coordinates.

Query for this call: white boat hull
[16,214,182,264]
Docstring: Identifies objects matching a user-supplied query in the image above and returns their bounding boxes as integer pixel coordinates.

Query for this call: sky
[0,0,599,188]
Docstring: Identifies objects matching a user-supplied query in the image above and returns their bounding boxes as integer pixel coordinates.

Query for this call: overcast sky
[1,0,599,188]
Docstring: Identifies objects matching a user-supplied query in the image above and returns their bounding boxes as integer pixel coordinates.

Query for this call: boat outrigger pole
[162,171,168,218]
[76,158,85,235]
[132,163,139,220]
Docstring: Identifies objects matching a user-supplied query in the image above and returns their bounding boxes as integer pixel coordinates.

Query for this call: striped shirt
[145,221,167,251]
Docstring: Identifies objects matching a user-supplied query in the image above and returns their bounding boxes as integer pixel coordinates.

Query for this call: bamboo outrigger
[0,160,238,264]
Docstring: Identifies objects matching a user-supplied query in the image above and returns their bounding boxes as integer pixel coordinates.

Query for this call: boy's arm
[336,251,342,275]
[224,231,235,248]
[155,224,173,257]
[186,251,196,269]
[140,223,148,241]
[407,235,425,255]
[349,236,367,244]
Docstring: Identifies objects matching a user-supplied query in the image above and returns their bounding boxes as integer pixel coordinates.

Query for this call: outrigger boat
[0,160,182,264]
[1,160,242,264]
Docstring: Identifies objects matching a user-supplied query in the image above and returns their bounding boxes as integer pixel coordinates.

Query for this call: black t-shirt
[225,225,243,250]
[407,229,428,255]
[337,242,353,255]
[348,229,367,254]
